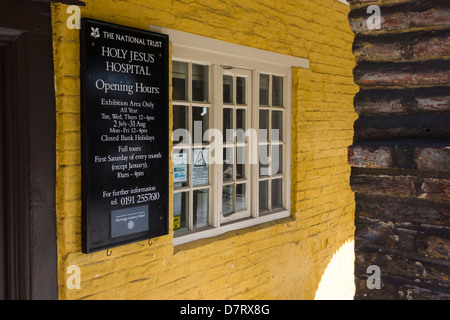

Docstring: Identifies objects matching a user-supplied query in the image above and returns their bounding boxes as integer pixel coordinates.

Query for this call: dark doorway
[0,0,57,299]
[0,44,6,300]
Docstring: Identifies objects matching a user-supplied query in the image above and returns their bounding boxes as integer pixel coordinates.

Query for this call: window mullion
[187,62,193,231]
[188,62,193,103]
[268,74,273,110]
[252,70,260,218]
[283,73,290,210]
[189,187,194,231]
[212,64,221,228]
[268,75,273,212]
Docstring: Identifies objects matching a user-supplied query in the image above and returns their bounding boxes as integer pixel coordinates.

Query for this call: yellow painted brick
[60,199,81,218]
[56,95,81,113]
[58,113,80,132]
[57,76,80,96]
[58,149,81,167]
[58,131,81,150]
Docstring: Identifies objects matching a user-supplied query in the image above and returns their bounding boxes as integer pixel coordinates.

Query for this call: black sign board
[80,19,169,253]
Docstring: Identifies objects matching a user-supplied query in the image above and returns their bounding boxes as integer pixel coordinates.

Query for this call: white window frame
[219,67,253,224]
[150,26,309,245]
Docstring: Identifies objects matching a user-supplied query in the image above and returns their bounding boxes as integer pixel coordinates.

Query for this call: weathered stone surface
[354,61,450,88]
[355,250,450,290]
[349,144,450,171]
[419,178,450,202]
[354,30,450,63]
[349,1,450,34]
[416,95,450,112]
[349,0,450,300]
[355,213,450,299]
[351,174,415,197]
[398,286,450,300]
[354,87,450,116]
[415,147,450,171]
[355,195,450,227]
[351,173,450,202]
[348,145,394,168]
[355,267,450,300]
[356,215,450,259]
[353,113,450,142]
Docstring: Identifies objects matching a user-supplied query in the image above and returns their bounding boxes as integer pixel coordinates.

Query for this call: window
[153,26,309,245]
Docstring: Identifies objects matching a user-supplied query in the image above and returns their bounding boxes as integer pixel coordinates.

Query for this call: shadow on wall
[314,239,355,300]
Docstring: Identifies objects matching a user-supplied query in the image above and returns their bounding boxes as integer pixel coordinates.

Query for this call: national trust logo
[91,27,100,39]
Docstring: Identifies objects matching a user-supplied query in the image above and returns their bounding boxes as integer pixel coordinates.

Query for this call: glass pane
[222,185,234,216]
[272,179,283,209]
[192,107,209,144]
[172,105,189,143]
[259,74,269,106]
[192,149,209,186]
[259,180,268,212]
[172,61,188,101]
[223,75,233,104]
[236,183,246,211]
[192,64,209,102]
[259,110,269,142]
[223,108,233,143]
[193,189,209,229]
[223,147,233,182]
[236,146,245,179]
[271,145,282,175]
[272,76,284,107]
[236,109,245,143]
[259,144,269,177]
[173,192,189,231]
[236,77,246,105]
[172,149,189,189]
[272,111,283,142]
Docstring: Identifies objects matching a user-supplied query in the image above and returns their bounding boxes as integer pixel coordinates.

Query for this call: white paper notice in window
[192,149,208,186]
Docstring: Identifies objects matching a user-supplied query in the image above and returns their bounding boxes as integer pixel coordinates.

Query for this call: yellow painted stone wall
[52,0,358,300]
